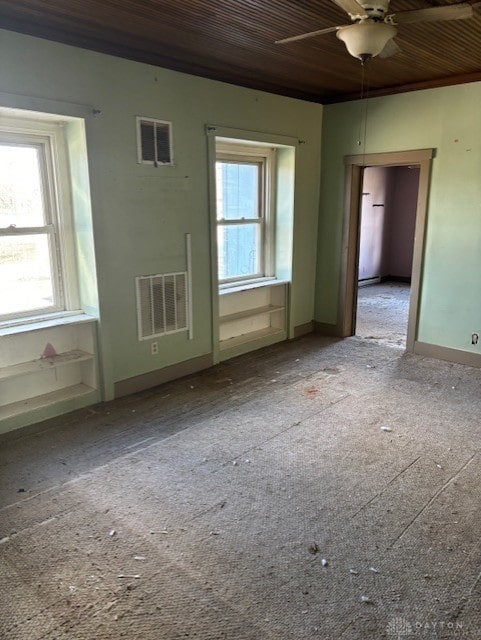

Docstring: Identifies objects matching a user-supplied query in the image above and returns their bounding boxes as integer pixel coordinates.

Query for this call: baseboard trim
[358,276,381,287]
[414,341,481,368]
[381,275,411,284]
[114,353,214,398]
[293,322,314,338]
[314,321,344,337]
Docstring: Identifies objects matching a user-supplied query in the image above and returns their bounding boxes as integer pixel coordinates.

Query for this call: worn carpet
[1,333,480,639]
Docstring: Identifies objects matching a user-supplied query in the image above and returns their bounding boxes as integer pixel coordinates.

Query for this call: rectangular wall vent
[136,272,188,340]
[136,117,173,166]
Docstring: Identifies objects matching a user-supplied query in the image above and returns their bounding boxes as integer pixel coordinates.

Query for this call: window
[136,117,173,166]
[216,143,275,285]
[0,119,78,323]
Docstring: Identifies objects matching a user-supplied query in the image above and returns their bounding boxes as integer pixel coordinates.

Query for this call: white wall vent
[136,272,188,340]
[136,117,173,166]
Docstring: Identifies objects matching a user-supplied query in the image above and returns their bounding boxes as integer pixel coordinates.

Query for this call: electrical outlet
[151,341,159,355]
[471,332,479,346]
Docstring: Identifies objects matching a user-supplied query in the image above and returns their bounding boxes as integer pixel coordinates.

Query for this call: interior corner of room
[1,18,481,434]
[2,3,481,638]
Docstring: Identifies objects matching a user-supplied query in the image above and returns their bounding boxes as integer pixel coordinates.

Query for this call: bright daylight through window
[0,122,76,323]
[216,143,274,285]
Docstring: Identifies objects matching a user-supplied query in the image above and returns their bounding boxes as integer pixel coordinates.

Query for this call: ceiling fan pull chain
[357,62,366,146]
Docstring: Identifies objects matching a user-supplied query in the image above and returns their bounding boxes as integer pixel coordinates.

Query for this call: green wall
[316,84,481,353]
[0,29,322,398]
[5,24,479,408]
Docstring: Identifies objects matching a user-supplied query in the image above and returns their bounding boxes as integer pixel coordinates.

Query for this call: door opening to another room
[356,165,420,348]
[339,149,433,352]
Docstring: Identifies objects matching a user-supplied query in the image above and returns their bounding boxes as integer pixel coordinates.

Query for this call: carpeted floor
[356,282,410,348]
[1,332,480,639]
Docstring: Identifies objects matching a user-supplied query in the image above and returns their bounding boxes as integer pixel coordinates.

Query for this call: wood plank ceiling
[1,0,481,103]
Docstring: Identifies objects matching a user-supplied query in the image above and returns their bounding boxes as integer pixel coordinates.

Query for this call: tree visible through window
[216,143,274,284]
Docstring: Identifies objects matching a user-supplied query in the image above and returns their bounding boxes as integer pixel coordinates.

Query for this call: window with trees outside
[216,143,275,285]
[0,120,78,323]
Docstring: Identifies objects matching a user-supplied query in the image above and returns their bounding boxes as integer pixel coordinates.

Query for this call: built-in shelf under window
[218,280,288,359]
[0,316,99,433]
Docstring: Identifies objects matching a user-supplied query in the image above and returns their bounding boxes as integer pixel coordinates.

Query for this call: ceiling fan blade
[393,3,473,25]
[378,38,401,59]
[275,25,342,44]
[332,0,367,17]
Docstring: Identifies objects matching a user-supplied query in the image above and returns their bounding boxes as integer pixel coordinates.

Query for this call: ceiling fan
[276,1,478,61]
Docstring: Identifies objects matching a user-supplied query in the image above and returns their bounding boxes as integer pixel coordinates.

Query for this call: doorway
[339,149,433,352]
[356,165,420,348]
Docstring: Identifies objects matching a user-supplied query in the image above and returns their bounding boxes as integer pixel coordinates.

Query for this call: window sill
[0,312,97,337]
[219,278,288,295]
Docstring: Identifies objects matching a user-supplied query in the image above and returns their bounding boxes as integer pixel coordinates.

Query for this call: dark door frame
[338,148,434,352]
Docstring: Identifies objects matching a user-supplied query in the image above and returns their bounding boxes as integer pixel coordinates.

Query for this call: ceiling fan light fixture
[337,20,397,60]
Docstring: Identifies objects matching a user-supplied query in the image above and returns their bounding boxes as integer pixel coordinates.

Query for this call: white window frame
[216,142,276,287]
[0,116,79,325]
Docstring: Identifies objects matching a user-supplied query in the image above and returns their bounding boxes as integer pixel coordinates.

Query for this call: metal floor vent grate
[136,272,188,340]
